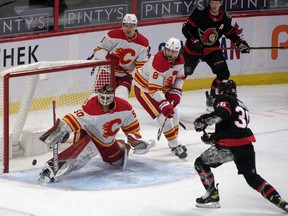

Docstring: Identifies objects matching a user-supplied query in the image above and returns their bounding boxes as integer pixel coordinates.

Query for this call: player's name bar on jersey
[63,4,128,29]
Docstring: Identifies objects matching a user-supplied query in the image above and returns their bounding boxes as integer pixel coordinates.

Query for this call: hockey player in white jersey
[38,84,155,183]
[133,37,187,159]
[91,13,150,100]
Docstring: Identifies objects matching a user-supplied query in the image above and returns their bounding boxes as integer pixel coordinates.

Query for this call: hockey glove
[201,132,215,145]
[166,88,182,107]
[188,39,204,54]
[236,39,250,54]
[127,132,142,147]
[106,52,120,67]
[39,118,70,148]
[193,114,209,132]
[159,100,174,118]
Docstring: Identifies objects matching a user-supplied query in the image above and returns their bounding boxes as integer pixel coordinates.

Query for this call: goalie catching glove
[127,133,155,154]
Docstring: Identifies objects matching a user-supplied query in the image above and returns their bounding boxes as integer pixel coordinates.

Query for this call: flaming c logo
[271,25,288,60]
[115,48,136,64]
[102,119,122,138]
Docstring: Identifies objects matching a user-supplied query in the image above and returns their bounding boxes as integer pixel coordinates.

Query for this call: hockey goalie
[38,84,155,183]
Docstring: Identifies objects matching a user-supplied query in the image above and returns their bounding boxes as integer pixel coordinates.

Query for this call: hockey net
[0,60,115,173]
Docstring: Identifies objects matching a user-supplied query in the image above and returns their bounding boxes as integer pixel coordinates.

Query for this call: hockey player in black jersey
[182,0,250,110]
[193,79,288,212]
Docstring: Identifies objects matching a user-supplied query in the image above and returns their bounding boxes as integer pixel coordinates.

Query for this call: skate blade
[196,202,220,208]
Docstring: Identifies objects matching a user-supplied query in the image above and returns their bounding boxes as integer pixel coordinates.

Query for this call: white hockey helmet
[122,13,138,26]
[98,84,115,107]
[165,37,181,54]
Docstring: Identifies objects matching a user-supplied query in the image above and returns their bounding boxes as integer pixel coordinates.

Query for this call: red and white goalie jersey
[133,51,185,102]
[93,29,150,77]
[62,96,141,146]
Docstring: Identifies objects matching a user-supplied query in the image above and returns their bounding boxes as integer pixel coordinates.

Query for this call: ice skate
[38,162,55,183]
[171,145,187,159]
[196,187,220,208]
[270,195,288,212]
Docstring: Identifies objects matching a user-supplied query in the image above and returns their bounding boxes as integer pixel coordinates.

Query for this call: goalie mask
[98,84,115,107]
[217,79,237,96]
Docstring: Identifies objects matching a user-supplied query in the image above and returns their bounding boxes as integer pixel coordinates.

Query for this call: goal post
[0,60,115,173]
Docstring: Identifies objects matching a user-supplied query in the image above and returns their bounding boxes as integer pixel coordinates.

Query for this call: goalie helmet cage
[0,60,115,173]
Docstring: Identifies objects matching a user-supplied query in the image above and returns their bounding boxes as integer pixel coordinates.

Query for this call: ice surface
[0,84,287,216]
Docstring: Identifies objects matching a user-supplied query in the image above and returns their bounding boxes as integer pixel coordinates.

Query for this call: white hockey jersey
[93,28,150,77]
[62,96,141,147]
[133,51,185,102]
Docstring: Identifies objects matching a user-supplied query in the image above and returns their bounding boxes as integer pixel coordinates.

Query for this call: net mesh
[0,60,114,173]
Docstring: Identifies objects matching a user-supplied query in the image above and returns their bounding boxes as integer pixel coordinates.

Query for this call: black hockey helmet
[217,79,237,96]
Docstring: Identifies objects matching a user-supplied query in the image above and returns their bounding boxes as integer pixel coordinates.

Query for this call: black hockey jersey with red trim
[209,94,256,147]
[182,6,241,54]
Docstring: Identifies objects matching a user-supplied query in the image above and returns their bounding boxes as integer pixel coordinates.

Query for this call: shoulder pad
[152,51,171,72]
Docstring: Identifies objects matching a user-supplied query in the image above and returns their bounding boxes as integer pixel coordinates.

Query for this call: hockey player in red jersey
[92,13,150,100]
[38,85,155,183]
[193,79,288,212]
[182,0,250,110]
[133,37,187,159]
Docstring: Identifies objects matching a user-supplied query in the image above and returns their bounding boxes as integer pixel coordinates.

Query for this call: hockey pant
[47,134,129,179]
[194,145,282,202]
[134,85,180,148]
[156,112,180,149]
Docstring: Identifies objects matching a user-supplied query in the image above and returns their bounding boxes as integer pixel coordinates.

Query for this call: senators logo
[199,28,219,46]
[102,118,122,138]
[115,48,136,64]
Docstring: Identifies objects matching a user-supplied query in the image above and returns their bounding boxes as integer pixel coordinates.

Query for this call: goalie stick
[52,100,59,173]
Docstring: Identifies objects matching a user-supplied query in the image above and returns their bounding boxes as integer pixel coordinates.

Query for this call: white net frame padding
[0,60,115,173]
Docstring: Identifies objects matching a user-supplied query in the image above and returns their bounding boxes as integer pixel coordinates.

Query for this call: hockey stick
[157,116,186,140]
[157,117,167,141]
[206,46,288,51]
[52,100,59,173]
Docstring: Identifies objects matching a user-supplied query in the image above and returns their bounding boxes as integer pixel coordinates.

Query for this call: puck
[32,159,37,166]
